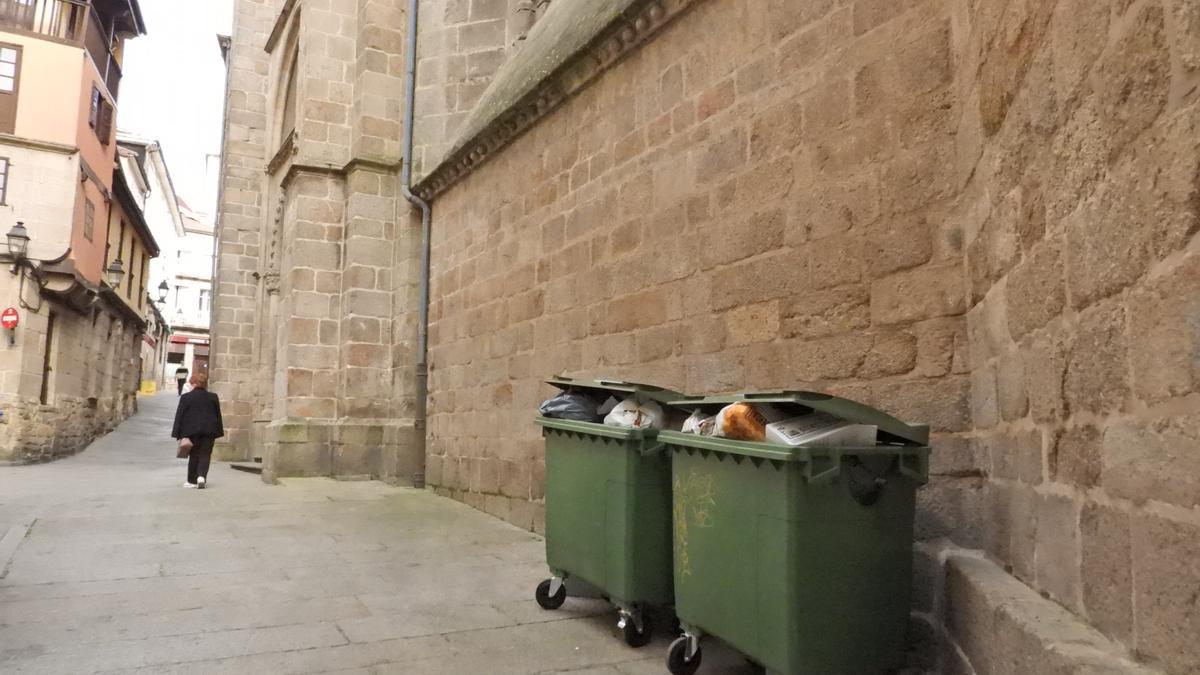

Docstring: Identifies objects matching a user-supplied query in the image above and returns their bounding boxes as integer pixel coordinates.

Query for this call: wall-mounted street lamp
[6,221,30,261]
[157,280,169,304]
[105,258,125,288]
[4,221,50,312]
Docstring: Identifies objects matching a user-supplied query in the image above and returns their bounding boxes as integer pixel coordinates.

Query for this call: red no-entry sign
[1,307,19,330]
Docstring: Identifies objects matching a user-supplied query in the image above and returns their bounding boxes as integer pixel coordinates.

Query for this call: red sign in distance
[1,307,18,330]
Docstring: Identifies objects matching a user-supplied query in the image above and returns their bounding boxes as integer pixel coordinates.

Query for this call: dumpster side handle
[639,440,665,457]
[898,451,929,485]
[804,452,841,483]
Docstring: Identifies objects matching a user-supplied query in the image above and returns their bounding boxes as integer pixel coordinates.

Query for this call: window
[127,249,136,296]
[0,157,9,205]
[88,86,113,144]
[89,87,99,127]
[0,46,18,93]
[83,199,95,241]
[0,44,21,134]
[199,289,210,313]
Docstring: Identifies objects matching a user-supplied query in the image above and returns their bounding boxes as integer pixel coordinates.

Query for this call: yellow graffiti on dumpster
[673,468,716,578]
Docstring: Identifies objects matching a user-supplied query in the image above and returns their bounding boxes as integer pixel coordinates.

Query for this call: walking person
[174,365,189,395]
[172,372,224,489]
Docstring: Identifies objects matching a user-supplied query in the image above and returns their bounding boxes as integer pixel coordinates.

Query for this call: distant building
[0,0,150,463]
[165,200,214,378]
[117,134,215,387]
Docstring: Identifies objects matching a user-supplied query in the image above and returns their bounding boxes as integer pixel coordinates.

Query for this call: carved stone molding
[266,131,298,177]
[263,192,284,295]
[412,0,698,201]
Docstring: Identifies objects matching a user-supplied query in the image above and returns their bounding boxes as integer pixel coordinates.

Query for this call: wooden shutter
[96,97,113,145]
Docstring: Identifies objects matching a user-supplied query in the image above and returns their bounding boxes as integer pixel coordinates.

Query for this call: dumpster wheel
[535,578,567,610]
[618,609,652,648]
[667,636,702,675]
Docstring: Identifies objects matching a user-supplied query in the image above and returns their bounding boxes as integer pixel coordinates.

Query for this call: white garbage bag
[603,397,666,429]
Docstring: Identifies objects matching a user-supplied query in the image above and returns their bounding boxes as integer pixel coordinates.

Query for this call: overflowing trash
[539,382,667,430]
[681,409,714,435]
[764,411,877,447]
[603,397,666,429]
[539,390,603,422]
[540,381,881,445]
[680,401,878,447]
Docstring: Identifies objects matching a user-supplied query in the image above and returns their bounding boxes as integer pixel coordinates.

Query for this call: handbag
[177,437,193,459]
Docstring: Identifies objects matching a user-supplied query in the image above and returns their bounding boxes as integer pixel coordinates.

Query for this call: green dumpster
[659,391,930,675]
[533,376,687,647]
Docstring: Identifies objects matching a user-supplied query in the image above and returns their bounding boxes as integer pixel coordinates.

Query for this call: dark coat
[172,388,225,440]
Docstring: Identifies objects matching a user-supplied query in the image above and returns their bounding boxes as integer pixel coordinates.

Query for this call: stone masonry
[213,0,1200,671]
[213,0,423,483]
[0,288,143,464]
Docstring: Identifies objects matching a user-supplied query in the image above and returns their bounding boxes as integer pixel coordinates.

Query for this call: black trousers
[187,435,215,484]
[177,379,186,395]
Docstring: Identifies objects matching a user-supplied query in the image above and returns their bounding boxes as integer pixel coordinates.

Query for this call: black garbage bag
[539,390,601,422]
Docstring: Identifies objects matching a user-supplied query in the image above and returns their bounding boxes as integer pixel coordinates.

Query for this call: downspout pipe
[401,0,432,489]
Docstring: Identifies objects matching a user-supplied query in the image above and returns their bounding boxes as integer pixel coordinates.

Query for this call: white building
[116,134,215,388]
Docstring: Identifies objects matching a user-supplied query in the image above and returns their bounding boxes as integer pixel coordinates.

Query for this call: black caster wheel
[535,579,566,610]
[621,613,652,648]
[667,636,702,675]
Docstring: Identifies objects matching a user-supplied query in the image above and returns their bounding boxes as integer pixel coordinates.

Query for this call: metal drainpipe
[401,0,431,489]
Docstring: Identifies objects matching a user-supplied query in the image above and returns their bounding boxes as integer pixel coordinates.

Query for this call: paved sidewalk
[0,393,754,674]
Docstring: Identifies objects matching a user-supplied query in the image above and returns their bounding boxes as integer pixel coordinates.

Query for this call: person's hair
[190,372,209,389]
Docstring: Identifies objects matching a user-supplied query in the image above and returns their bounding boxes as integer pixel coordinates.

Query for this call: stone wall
[417,0,1199,672]
[211,0,280,461]
[0,283,143,463]
[212,0,424,482]
[212,0,1200,670]
[946,1,1200,671]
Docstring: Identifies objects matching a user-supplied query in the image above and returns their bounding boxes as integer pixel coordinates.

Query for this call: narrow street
[0,394,751,674]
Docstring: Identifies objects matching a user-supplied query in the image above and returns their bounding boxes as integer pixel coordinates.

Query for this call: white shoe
[197,476,206,489]
[182,482,197,488]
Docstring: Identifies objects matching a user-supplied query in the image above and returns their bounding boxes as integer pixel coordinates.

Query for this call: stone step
[939,551,1162,674]
[229,463,263,475]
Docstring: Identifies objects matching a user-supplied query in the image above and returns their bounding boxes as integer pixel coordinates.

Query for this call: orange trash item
[714,402,771,442]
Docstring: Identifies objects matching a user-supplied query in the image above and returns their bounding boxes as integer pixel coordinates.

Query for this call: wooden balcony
[0,0,122,98]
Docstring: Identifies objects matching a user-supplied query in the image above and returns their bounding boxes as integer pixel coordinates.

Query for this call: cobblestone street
[0,394,751,674]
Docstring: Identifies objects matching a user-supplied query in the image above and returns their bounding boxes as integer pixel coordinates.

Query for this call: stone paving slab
[0,394,755,674]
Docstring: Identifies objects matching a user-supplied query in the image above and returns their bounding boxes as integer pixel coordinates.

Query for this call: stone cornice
[0,133,77,155]
[276,156,402,190]
[412,0,697,202]
[279,161,341,190]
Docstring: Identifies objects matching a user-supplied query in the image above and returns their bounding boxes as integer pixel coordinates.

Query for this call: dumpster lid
[667,390,929,446]
[545,375,685,404]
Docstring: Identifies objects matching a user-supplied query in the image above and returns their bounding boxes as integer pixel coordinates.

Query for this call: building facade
[213,0,1200,672]
[162,203,214,379]
[0,0,154,463]
[117,135,216,389]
